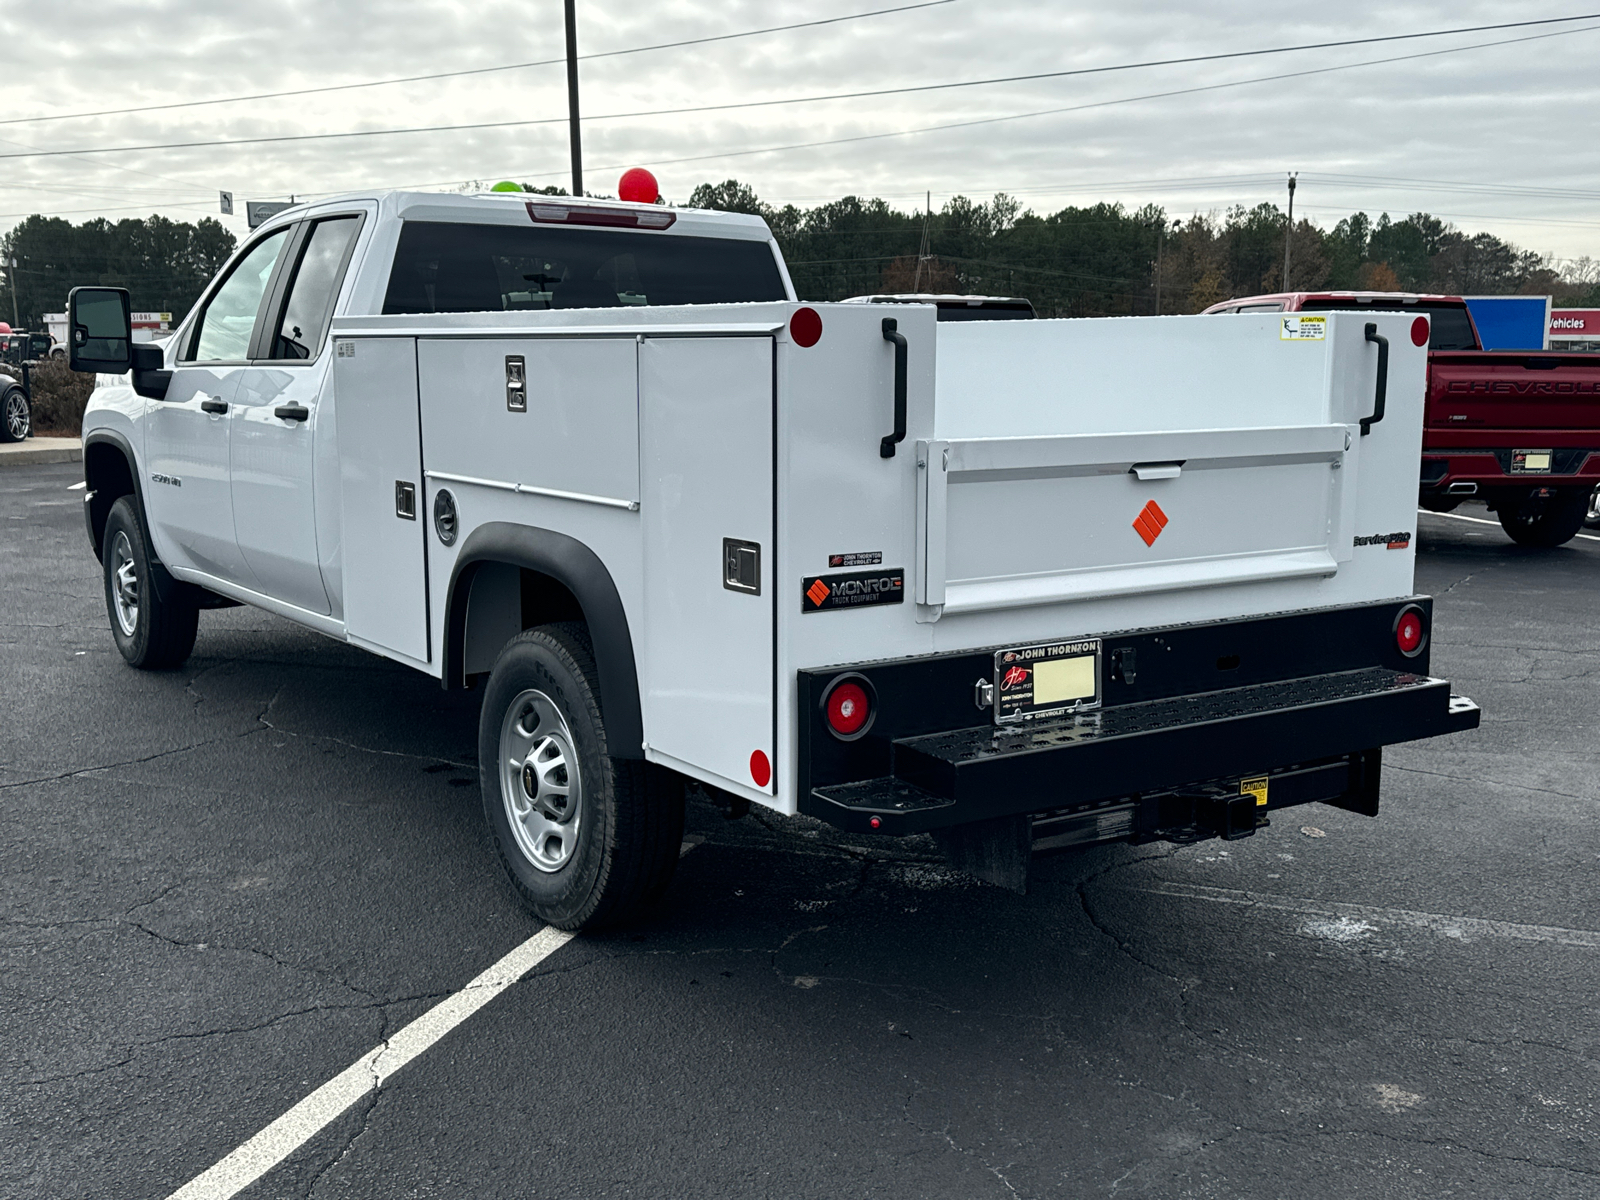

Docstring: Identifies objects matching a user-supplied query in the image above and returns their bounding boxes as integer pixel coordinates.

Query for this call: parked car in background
[0,367,29,442]
[1206,291,1600,547]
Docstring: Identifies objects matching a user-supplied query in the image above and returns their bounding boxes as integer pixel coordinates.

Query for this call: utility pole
[565,0,583,198]
[1283,172,1297,292]
[7,257,18,330]
[913,191,931,291]
[1153,218,1166,315]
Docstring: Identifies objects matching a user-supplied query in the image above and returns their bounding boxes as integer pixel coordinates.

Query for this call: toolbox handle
[1360,322,1388,436]
[880,317,908,458]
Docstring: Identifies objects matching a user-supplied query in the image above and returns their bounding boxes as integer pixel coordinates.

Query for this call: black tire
[0,386,28,443]
[102,496,199,668]
[1497,487,1589,548]
[1585,484,1600,530]
[478,622,684,930]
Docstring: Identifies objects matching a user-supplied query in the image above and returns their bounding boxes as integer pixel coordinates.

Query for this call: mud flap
[932,813,1033,893]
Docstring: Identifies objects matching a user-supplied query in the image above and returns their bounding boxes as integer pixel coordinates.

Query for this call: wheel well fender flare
[444,522,644,759]
[83,428,146,564]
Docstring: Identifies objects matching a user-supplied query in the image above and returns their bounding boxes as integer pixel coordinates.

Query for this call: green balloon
[490,181,523,193]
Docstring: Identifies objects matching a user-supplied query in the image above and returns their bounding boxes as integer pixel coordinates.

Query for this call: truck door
[230,214,363,615]
[332,337,430,667]
[147,227,291,585]
[639,336,776,797]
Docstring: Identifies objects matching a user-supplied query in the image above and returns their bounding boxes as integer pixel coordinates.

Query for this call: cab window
[185,229,290,363]
[268,216,362,361]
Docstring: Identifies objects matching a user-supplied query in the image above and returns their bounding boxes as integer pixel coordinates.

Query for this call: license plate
[994,638,1102,724]
[1511,449,1552,474]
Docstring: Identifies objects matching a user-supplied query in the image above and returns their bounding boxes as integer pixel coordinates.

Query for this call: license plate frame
[1510,448,1553,474]
[993,638,1102,724]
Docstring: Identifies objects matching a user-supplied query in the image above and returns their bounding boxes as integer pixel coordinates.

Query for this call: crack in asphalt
[1387,762,1595,804]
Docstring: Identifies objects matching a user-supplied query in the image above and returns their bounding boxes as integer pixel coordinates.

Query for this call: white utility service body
[76,190,1478,918]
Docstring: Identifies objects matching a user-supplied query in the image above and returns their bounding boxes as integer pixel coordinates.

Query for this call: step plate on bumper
[810,668,1480,835]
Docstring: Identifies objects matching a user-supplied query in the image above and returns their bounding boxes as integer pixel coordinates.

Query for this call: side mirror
[68,286,132,375]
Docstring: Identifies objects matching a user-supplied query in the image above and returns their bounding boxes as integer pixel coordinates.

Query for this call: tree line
[684,179,1600,316]
[0,214,236,330]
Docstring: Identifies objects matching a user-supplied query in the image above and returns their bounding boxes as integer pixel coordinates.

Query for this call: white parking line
[1418,506,1600,542]
[167,838,702,1197]
[1138,882,1600,948]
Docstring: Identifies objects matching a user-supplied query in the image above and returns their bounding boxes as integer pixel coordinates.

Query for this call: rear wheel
[1585,484,1600,530]
[1497,487,1589,547]
[102,496,199,668]
[478,623,684,929]
[0,387,28,442]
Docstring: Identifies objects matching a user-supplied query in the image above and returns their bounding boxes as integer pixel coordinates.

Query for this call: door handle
[1360,322,1388,436]
[274,404,310,422]
[879,317,908,458]
[200,398,229,414]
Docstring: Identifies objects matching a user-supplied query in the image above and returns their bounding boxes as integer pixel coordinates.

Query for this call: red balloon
[618,168,659,204]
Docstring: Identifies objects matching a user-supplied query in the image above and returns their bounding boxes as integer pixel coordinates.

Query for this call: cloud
[1,0,1597,260]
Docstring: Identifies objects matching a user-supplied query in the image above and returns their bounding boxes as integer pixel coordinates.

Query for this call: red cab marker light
[790,307,823,348]
[1395,606,1426,657]
[1411,316,1429,347]
[750,750,771,788]
[618,167,659,204]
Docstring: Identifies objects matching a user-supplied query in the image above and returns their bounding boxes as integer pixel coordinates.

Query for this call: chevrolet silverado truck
[70,189,1479,927]
[1207,291,1600,547]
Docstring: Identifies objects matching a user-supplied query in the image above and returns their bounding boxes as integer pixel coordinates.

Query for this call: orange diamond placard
[806,578,831,607]
[1132,500,1169,547]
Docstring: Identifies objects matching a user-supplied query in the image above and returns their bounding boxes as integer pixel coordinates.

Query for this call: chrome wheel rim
[110,531,139,637]
[498,688,581,872]
[4,391,26,440]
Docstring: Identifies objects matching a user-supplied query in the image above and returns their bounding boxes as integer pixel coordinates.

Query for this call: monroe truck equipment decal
[801,569,904,612]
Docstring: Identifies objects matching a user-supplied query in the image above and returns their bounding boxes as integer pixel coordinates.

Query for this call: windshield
[1296,298,1479,351]
[383,221,788,314]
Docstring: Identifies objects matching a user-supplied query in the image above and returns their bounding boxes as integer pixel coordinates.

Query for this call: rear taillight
[823,676,874,739]
[1395,605,1426,657]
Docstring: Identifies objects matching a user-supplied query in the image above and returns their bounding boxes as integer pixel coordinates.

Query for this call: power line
[0,1,958,129]
[1,16,1596,163]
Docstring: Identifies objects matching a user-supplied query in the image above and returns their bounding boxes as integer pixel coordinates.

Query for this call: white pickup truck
[71,188,1479,927]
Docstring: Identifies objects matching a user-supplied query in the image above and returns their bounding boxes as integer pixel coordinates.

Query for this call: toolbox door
[639,336,776,796]
[332,336,432,668]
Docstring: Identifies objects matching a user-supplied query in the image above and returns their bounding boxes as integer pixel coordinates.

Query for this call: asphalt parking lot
[3,458,1598,1199]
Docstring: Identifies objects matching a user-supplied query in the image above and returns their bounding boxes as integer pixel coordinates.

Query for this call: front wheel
[1497,487,1589,548]
[0,387,28,442]
[478,623,684,929]
[102,496,199,668]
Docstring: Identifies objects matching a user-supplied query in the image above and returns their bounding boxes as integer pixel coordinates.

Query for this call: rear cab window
[382,221,788,314]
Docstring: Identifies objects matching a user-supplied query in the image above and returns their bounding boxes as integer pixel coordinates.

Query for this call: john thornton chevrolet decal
[801,569,905,612]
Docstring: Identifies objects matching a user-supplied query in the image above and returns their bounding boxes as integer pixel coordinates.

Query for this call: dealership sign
[1550,309,1600,337]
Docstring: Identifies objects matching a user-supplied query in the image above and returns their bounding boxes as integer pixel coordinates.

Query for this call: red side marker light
[1395,607,1426,657]
[869,817,882,830]
[618,167,659,204]
[750,749,771,788]
[1410,316,1429,347]
[790,307,823,348]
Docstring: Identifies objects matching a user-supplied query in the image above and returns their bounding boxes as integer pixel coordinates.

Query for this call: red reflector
[826,682,871,736]
[750,749,771,788]
[618,167,660,204]
[1410,316,1429,347]
[1396,609,1424,655]
[526,200,675,230]
[790,307,823,348]
[869,816,882,830]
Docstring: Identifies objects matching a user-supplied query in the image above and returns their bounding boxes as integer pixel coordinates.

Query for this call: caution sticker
[1240,775,1269,807]
[1279,315,1327,341]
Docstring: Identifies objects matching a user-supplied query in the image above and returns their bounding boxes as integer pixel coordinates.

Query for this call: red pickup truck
[1205,291,1600,547]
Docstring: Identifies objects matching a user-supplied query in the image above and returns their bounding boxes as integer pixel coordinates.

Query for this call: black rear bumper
[796,599,1480,840]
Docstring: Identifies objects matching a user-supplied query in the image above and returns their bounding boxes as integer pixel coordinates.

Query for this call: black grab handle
[880,317,908,458]
[1361,322,1388,436]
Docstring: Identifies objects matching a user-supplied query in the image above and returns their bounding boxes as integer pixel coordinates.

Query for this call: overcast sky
[3,1,1598,262]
